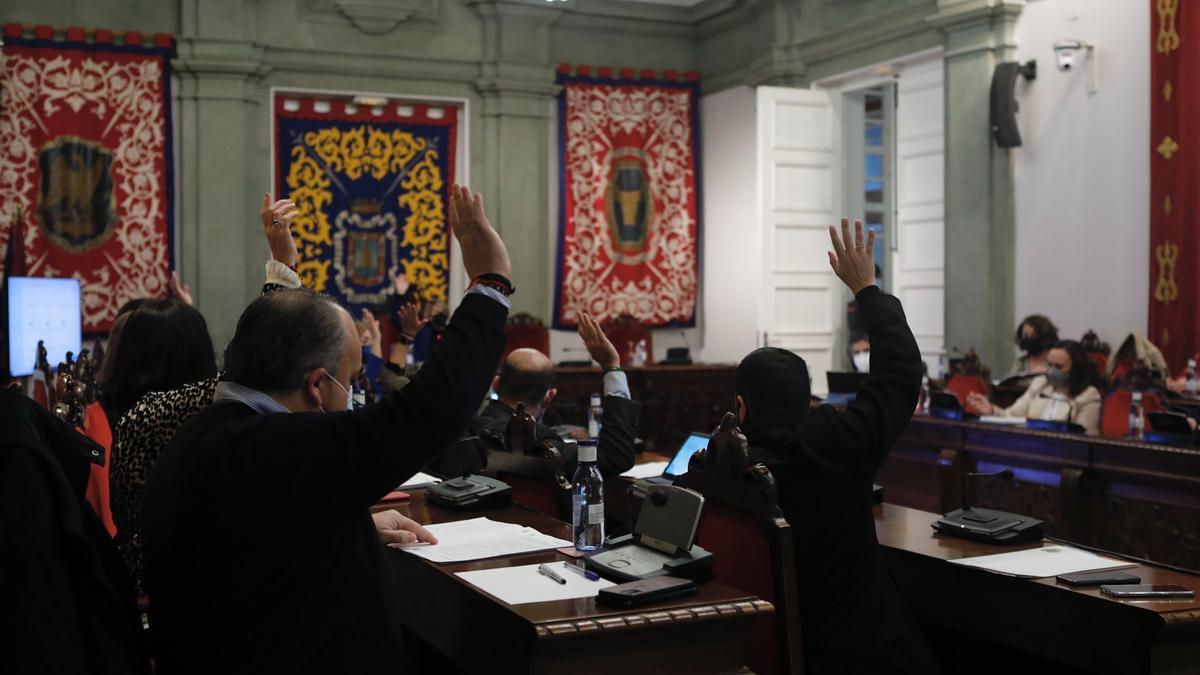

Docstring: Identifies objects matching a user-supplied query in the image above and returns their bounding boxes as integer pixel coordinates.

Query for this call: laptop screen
[7,277,81,378]
[664,432,710,477]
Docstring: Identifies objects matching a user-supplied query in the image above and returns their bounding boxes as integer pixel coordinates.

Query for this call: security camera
[1053,40,1084,72]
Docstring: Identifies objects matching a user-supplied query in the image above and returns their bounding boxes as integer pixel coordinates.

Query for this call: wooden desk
[879,415,1200,571]
[375,492,773,674]
[543,364,737,453]
[876,503,1200,674]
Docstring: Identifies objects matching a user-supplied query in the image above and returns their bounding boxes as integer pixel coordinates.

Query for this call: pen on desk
[538,563,567,585]
[562,561,600,581]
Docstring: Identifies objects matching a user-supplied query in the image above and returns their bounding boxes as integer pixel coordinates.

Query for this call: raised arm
[241,185,512,518]
[260,192,303,292]
[802,219,923,478]
[578,311,638,474]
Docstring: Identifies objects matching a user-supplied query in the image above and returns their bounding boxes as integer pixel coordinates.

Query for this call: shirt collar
[212,381,291,415]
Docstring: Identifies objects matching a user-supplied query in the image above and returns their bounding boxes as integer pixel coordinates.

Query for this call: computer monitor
[664,432,710,478]
[6,277,82,377]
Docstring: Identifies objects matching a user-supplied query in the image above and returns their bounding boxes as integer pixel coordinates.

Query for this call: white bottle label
[588,503,604,524]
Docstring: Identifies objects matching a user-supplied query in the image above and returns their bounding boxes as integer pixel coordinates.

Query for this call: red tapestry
[0,26,174,333]
[1149,1,1199,370]
[553,66,701,329]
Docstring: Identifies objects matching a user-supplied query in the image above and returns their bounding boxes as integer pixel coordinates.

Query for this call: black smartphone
[1100,584,1195,598]
[1056,571,1141,587]
[597,576,696,607]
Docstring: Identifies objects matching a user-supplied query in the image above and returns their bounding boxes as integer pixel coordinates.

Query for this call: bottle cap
[1190,359,1197,367]
[590,393,602,405]
[1132,391,1143,401]
[578,440,598,463]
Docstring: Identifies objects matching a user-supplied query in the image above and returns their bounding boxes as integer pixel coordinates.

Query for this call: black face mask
[1020,337,1046,355]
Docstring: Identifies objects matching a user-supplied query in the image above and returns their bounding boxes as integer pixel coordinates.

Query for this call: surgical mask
[852,351,871,373]
[1046,366,1069,388]
[1019,337,1045,356]
[323,372,354,412]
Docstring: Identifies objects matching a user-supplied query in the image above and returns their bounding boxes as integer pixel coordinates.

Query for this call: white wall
[1013,0,1149,350]
[548,85,759,365]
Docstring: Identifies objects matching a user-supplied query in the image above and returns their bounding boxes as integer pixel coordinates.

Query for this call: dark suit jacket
[140,293,507,675]
[745,286,939,675]
[476,394,640,477]
[0,389,150,675]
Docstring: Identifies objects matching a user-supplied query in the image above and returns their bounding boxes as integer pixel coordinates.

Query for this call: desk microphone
[933,468,1042,544]
[960,468,1013,512]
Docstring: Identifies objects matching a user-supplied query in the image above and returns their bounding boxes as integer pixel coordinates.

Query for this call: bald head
[496,348,556,407]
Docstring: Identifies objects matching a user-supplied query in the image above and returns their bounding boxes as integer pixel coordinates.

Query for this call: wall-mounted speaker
[990,60,1037,148]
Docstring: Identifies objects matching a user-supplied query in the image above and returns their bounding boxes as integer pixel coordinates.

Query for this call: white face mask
[322,372,354,412]
[852,351,871,373]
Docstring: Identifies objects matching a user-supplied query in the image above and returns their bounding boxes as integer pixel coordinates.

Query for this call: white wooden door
[756,86,839,394]
[893,60,946,376]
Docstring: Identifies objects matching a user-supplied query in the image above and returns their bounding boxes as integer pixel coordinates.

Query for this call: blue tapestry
[274,97,457,312]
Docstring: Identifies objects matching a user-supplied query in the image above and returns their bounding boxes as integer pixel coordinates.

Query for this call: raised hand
[393,272,411,297]
[448,184,511,280]
[827,218,877,295]
[169,270,193,306]
[577,311,620,370]
[360,308,382,349]
[397,303,428,338]
[261,192,300,267]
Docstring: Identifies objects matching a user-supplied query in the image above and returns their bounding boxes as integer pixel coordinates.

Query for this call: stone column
[929,0,1024,374]
[470,0,561,320]
[174,0,268,353]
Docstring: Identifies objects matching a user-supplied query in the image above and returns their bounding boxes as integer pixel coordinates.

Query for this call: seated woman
[969,340,1101,434]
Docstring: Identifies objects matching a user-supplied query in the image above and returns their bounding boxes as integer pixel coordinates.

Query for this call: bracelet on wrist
[603,365,622,373]
[470,273,515,296]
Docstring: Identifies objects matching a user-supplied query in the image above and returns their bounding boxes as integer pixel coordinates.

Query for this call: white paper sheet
[977,415,1027,427]
[620,461,669,479]
[399,471,442,488]
[949,544,1136,578]
[455,563,615,605]
[392,517,572,563]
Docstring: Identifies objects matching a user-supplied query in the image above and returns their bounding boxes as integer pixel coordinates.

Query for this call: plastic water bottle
[1129,391,1145,439]
[572,440,605,551]
[937,352,949,382]
[587,393,603,438]
[920,375,931,415]
[1187,359,1198,395]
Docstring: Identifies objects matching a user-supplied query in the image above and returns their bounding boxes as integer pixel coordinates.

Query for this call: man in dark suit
[734,219,939,674]
[476,311,640,477]
[140,185,512,675]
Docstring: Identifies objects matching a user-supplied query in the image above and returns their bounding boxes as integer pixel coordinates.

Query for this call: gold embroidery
[1155,241,1180,303]
[1165,195,1173,215]
[1164,80,1173,102]
[1162,328,1170,346]
[1158,136,1179,160]
[1157,0,1180,54]
[284,124,447,301]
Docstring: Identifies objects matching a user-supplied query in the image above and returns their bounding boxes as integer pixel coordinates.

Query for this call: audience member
[848,328,870,373]
[969,340,1101,434]
[140,184,511,674]
[1010,314,1059,376]
[473,312,640,477]
[97,300,217,426]
[731,218,938,674]
[109,193,303,594]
